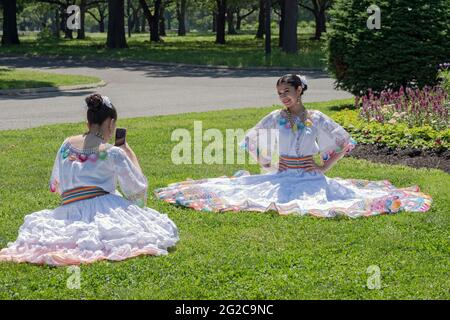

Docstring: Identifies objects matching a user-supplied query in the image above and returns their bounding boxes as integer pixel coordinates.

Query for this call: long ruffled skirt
[154,169,432,218]
[0,194,179,266]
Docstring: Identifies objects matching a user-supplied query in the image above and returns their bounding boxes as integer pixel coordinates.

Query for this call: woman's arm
[321,149,347,172]
[119,143,143,173]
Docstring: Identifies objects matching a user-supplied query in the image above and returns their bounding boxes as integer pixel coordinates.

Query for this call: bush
[326,0,450,95]
[36,27,55,41]
[332,109,450,151]
[437,63,450,95]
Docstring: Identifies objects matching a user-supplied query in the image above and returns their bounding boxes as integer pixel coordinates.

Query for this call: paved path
[0,56,352,130]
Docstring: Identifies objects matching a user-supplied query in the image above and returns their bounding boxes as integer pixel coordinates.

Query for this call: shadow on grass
[0,88,97,100]
[0,79,57,90]
[329,103,356,111]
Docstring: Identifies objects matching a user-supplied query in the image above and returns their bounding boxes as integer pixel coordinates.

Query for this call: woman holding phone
[0,94,179,266]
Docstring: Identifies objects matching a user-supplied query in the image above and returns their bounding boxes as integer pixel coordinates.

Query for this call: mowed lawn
[0,32,326,69]
[0,67,101,90]
[0,99,448,299]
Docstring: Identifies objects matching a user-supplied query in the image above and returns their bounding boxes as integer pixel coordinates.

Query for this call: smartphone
[115,128,127,146]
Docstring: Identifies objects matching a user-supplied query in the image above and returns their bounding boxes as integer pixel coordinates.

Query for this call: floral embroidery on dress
[59,142,109,163]
[309,110,358,161]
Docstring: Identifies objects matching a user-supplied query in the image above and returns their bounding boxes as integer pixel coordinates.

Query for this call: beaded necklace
[284,107,309,133]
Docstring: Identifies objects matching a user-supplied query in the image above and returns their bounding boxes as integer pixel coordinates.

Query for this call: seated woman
[0,94,178,266]
[155,74,432,218]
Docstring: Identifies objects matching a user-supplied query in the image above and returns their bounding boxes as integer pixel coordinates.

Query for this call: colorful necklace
[283,107,312,133]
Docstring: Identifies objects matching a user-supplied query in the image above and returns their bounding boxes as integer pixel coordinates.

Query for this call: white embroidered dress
[155,109,432,217]
[0,139,179,266]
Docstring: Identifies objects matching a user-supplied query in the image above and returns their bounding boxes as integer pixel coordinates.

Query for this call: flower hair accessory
[101,95,113,109]
[296,74,308,89]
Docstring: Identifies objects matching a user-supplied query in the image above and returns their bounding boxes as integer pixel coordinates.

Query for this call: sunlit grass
[0,67,101,90]
[0,31,326,69]
[0,99,448,299]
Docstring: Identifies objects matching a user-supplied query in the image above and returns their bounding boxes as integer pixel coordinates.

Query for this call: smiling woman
[0,67,102,90]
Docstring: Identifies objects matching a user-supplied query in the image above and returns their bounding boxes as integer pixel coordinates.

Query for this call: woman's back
[50,136,148,206]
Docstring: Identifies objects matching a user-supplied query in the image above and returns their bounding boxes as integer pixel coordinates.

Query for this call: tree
[139,0,162,42]
[159,0,166,36]
[215,0,226,44]
[175,0,187,36]
[38,0,73,38]
[264,0,271,54]
[276,0,285,47]
[1,0,20,45]
[236,4,256,31]
[106,0,127,48]
[298,0,331,40]
[38,0,102,39]
[226,5,236,34]
[282,0,297,53]
[77,0,86,39]
[255,0,264,39]
[327,0,450,95]
[87,2,108,32]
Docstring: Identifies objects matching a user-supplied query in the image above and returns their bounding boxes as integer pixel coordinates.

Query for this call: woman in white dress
[155,74,432,218]
[0,94,178,266]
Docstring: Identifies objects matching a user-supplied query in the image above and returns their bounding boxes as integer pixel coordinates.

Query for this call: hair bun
[85,94,103,111]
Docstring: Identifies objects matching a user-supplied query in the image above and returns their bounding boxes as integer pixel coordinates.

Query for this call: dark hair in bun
[276,74,308,95]
[85,93,117,125]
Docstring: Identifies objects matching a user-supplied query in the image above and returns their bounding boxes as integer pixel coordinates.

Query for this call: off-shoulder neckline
[63,139,113,154]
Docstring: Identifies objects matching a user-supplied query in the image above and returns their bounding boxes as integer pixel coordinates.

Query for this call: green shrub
[36,27,55,41]
[332,109,450,150]
[326,0,450,95]
[438,69,450,96]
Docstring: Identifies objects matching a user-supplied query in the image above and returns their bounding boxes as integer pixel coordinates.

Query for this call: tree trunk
[264,0,271,55]
[53,7,60,38]
[131,7,139,32]
[127,0,132,37]
[236,8,241,30]
[77,0,86,40]
[107,0,127,48]
[1,0,20,45]
[255,0,265,39]
[227,7,236,35]
[177,0,187,36]
[282,0,297,53]
[278,0,285,47]
[141,10,146,32]
[99,17,105,33]
[139,0,161,42]
[150,0,161,42]
[212,11,217,32]
[159,3,166,36]
[320,8,326,32]
[98,6,106,33]
[215,0,226,44]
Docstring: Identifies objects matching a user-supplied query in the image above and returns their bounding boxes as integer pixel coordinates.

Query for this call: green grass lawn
[0,67,101,90]
[0,31,326,69]
[0,99,448,299]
